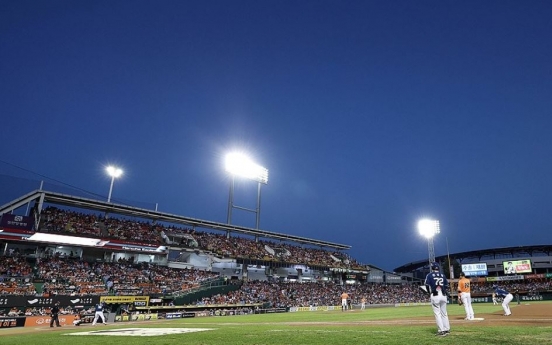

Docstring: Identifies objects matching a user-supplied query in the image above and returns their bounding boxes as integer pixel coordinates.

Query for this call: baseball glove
[457,296,463,306]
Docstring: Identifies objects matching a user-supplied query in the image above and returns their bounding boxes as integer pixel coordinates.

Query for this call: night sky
[1,1,551,271]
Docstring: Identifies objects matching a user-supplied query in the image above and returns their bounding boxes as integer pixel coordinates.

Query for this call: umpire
[50,301,61,327]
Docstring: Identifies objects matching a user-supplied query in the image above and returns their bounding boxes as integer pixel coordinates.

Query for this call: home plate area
[67,328,214,336]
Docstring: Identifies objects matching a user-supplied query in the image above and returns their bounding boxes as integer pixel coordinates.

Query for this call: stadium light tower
[418,218,441,265]
[106,165,123,203]
[225,151,268,229]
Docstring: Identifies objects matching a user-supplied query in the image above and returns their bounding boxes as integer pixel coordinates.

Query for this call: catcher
[457,272,475,320]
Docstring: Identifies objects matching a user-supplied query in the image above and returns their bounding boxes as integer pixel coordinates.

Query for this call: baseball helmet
[430,262,439,270]
[459,272,465,277]
[492,284,498,289]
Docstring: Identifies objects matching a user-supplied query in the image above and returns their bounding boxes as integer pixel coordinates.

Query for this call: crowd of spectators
[0,255,36,295]
[1,251,552,313]
[194,279,551,308]
[175,230,365,270]
[0,255,32,277]
[38,207,366,270]
[34,257,220,296]
[0,254,219,297]
[40,207,160,245]
[2,206,550,310]
[195,280,430,307]
[468,279,552,295]
[2,304,96,317]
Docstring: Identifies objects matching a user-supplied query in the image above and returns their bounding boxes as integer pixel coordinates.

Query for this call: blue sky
[1,1,551,271]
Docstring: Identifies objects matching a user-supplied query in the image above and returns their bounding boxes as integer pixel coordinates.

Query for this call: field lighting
[225,152,268,185]
[106,165,123,203]
[224,151,268,229]
[418,218,440,265]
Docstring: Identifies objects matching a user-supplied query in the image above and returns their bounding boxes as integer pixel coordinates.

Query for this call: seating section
[33,257,219,296]
[3,206,547,310]
[39,207,366,270]
[193,279,552,307]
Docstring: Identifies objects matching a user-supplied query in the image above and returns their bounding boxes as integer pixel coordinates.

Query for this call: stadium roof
[393,245,552,273]
[0,189,351,250]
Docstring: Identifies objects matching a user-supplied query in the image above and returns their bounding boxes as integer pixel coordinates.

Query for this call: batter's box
[67,328,214,336]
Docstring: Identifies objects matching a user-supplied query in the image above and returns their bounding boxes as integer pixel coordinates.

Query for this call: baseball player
[492,293,498,305]
[360,297,366,310]
[493,285,513,316]
[92,302,108,325]
[424,262,451,337]
[73,312,83,326]
[457,272,475,320]
[340,292,349,311]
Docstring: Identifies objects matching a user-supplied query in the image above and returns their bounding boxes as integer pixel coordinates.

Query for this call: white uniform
[341,293,349,310]
[494,287,513,316]
[92,303,107,325]
[425,267,451,336]
[460,292,474,320]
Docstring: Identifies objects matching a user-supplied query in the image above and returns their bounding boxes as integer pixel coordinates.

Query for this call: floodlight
[224,151,269,229]
[106,166,123,178]
[225,152,268,185]
[105,165,123,202]
[418,219,440,239]
[417,218,441,266]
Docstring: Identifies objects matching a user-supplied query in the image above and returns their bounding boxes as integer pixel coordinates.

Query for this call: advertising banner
[0,295,99,308]
[100,296,149,305]
[0,214,34,231]
[461,263,488,277]
[0,317,26,328]
[114,313,158,322]
[525,274,545,279]
[23,315,78,327]
[503,260,532,274]
[485,275,524,283]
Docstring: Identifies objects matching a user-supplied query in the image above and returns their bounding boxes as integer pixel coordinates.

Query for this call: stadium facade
[394,245,552,281]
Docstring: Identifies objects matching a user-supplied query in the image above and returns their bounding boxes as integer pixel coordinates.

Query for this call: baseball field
[1,302,550,345]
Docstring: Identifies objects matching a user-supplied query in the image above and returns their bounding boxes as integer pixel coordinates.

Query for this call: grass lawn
[1,302,551,345]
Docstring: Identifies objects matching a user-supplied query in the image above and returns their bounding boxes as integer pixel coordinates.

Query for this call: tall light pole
[225,152,268,229]
[106,166,123,203]
[418,218,440,265]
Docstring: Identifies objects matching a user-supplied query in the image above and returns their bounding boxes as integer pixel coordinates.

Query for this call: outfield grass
[2,302,551,345]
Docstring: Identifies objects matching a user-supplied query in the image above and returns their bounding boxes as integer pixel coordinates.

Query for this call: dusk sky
[1,1,551,271]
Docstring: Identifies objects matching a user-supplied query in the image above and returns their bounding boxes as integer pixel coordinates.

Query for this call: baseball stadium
[1,178,551,345]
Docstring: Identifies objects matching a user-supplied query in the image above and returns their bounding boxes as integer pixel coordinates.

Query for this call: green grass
[2,302,551,345]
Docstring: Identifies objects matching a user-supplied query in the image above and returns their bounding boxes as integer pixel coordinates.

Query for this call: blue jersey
[95,304,104,312]
[425,271,449,295]
[494,287,510,297]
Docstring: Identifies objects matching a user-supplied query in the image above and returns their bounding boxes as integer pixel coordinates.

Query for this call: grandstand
[0,189,373,278]
[1,188,551,320]
[0,189,389,295]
